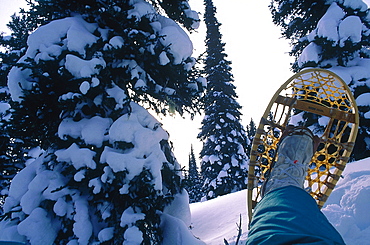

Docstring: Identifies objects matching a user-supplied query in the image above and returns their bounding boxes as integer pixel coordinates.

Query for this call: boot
[261,126,317,196]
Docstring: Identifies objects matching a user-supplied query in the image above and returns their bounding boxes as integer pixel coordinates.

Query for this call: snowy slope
[190,190,248,244]
[322,158,370,244]
[190,157,370,245]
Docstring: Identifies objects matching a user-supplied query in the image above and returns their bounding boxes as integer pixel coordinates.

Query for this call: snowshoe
[247,68,359,225]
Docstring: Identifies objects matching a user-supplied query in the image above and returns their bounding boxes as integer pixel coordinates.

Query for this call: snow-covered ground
[190,157,370,245]
[1,157,369,244]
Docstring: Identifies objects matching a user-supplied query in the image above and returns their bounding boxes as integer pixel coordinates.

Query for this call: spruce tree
[245,118,256,158]
[198,0,249,200]
[269,0,331,62]
[0,11,37,210]
[184,145,203,203]
[0,86,12,210]
[0,0,205,243]
[270,0,370,160]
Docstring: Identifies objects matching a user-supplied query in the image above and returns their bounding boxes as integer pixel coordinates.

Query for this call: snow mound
[322,158,370,244]
[190,190,248,245]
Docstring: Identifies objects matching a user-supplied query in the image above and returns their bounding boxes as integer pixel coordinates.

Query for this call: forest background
[0,0,293,166]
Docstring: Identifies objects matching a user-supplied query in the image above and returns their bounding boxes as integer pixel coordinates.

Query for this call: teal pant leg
[247,186,345,245]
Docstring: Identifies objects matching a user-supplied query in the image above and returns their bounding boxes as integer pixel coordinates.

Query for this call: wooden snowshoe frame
[247,68,359,224]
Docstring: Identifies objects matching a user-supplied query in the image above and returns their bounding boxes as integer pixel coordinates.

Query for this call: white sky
[1,0,368,167]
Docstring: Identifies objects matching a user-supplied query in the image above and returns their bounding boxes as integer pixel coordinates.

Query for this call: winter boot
[261,126,319,196]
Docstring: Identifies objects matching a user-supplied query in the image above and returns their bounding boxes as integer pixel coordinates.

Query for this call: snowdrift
[190,157,370,245]
[1,156,369,244]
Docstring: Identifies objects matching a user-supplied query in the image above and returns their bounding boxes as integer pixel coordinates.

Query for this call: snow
[303,1,367,64]
[339,16,362,47]
[80,80,90,94]
[3,159,39,212]
[226,112,236,121]
[161,213,205,245]
[26,17,96,58]
[88,177,103,194]
[127,0,155,20]
[109,36,124,48]
[195,157,370,244]
[55,143,97,170]
[184,9,200,29]
[0,102,10,115]
[198,77,207,88]
[321,158,370,244]
[7,63,33,102]
[98,103,169,189]
[59,104,173,214]
[1,0,368,242]
[159,51,170,65]
[364,111,370,119]
[163,191,192,227]
[119,207,146,244]
[106,83,128,109]
[120,207,145,228]
[342,0,368,11]
[98,227,114,242]
[0,220,26,242]
[298,43,321,67]
[3,156,71,221]
[158,16,194,65]
[73,196,93,245]
[1,0,202,244]
[356,93,370,107]
[91,77,100,87]
[58,116,112,147]
[126,0,196,65]
[7,3,201,103]
[17,207,60,244]
[318,116,331,129]
[297,0,370,124]
[316,3,344,42]
[59,92,82,101]
[124,226,143,245]
[21,170,53,214]
[65,54,106,78]
[7,16,103,102]
[0,98,204,243]
[53,197,68,217]
[190,189,248,244]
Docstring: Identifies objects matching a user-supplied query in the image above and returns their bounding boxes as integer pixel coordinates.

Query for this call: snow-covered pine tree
[0,0,206,244]
[245,118,256,158]
[0,46,12,210]
[270,0,370,160]
[0,11,36,210]
[0,84,12,211]
[198,0,249,200]
[184,145,203,203]
[269,0,331,61]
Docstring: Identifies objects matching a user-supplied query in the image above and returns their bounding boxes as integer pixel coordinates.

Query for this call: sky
[162,0,294,165]
[2,0,367,167]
